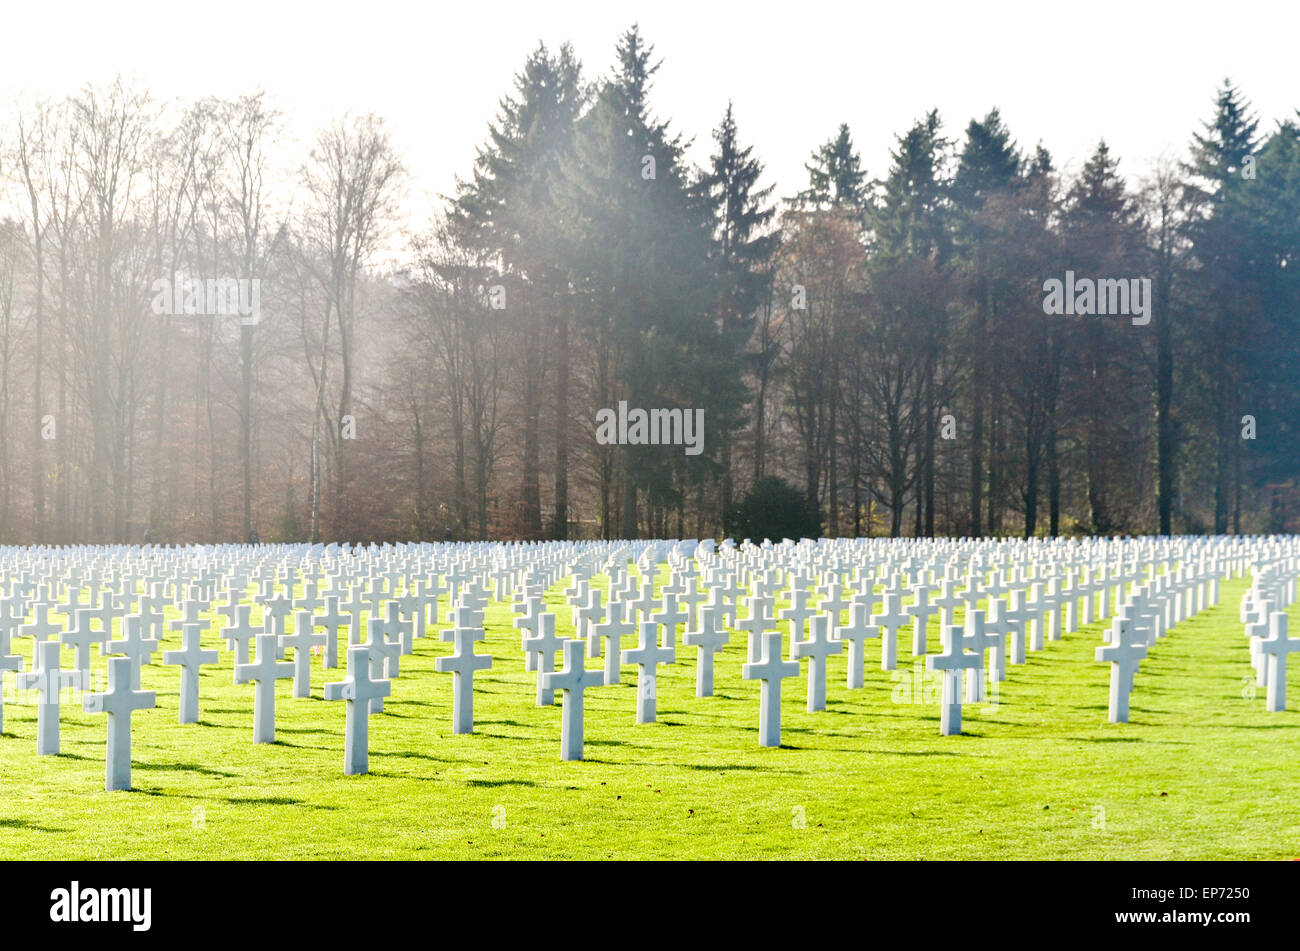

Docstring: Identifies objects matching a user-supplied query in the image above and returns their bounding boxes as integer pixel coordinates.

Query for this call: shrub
[723,476,822,542]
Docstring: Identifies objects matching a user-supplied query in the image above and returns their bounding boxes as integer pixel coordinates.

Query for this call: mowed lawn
[1,573,1296,860]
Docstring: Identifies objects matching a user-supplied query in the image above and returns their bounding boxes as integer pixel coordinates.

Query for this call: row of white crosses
[1240,551,1300,712]
[1091,556,1234,723]
[0,540,645,785]
[0,534,1272,783]
[220,546,542,772]
[509,534,1249,751]
[752,537,1230,733]
[0,539,633,783]
[231,549,488,769]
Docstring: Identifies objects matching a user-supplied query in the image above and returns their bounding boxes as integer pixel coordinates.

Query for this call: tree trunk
[32,253,45,543]
[1047,426,1060,537]
[240,323,254,540]
[621,447,637,538]
[520,304,542,538]
[552,306,569,539]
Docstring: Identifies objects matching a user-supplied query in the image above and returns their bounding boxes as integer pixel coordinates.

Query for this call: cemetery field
[1,574,1296,860]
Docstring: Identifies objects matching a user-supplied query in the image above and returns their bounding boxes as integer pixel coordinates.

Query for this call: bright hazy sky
[2,0,1296,230]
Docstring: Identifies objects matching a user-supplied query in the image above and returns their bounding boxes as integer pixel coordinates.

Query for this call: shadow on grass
[1221,722,1300,729]
[584,738,651,750]
[226,796,340,810]
[677,762,804,774]
[780,726,858,740]
[463,778,538,788]
[129,786,215,800]
[269,740,334,752]
[375,750,456,764]
[135,761,236,778]
[872,748,965,756]
[0,817,67,833]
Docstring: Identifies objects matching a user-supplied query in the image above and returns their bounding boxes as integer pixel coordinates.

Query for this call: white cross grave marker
[523,612,565,705]
[362,619,402,713]
[872,591,910,671]
[316,595,349,668]
[162,622,219,723]
[104,614,156,690]
[1094,613,1147,723]
[834,602,878,689]
[906,585,937,656]
[323,645,391,775]
[0,625,22,733]
[1260,612,1300,713]
[435,618,493,734]
[742,631,800,748]
[221,604,262,683]
[282,610,327,698]
[926,624,983,736]
[622,620,676,724]
[17,640,79,755]
[63,607,108,678]
[234,633,295,743]
[682,606,729,698]
[593,603,635,686]
[792,614,842,712]
[541,638,603,761]
[83,656,156,791]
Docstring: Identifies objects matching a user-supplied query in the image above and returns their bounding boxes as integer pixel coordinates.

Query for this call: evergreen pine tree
[796,123,868,213]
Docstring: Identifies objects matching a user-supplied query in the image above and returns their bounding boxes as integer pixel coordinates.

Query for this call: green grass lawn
[1,574,1296,859]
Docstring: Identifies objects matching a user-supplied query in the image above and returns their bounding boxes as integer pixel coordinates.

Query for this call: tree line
[0,25,1296,544]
